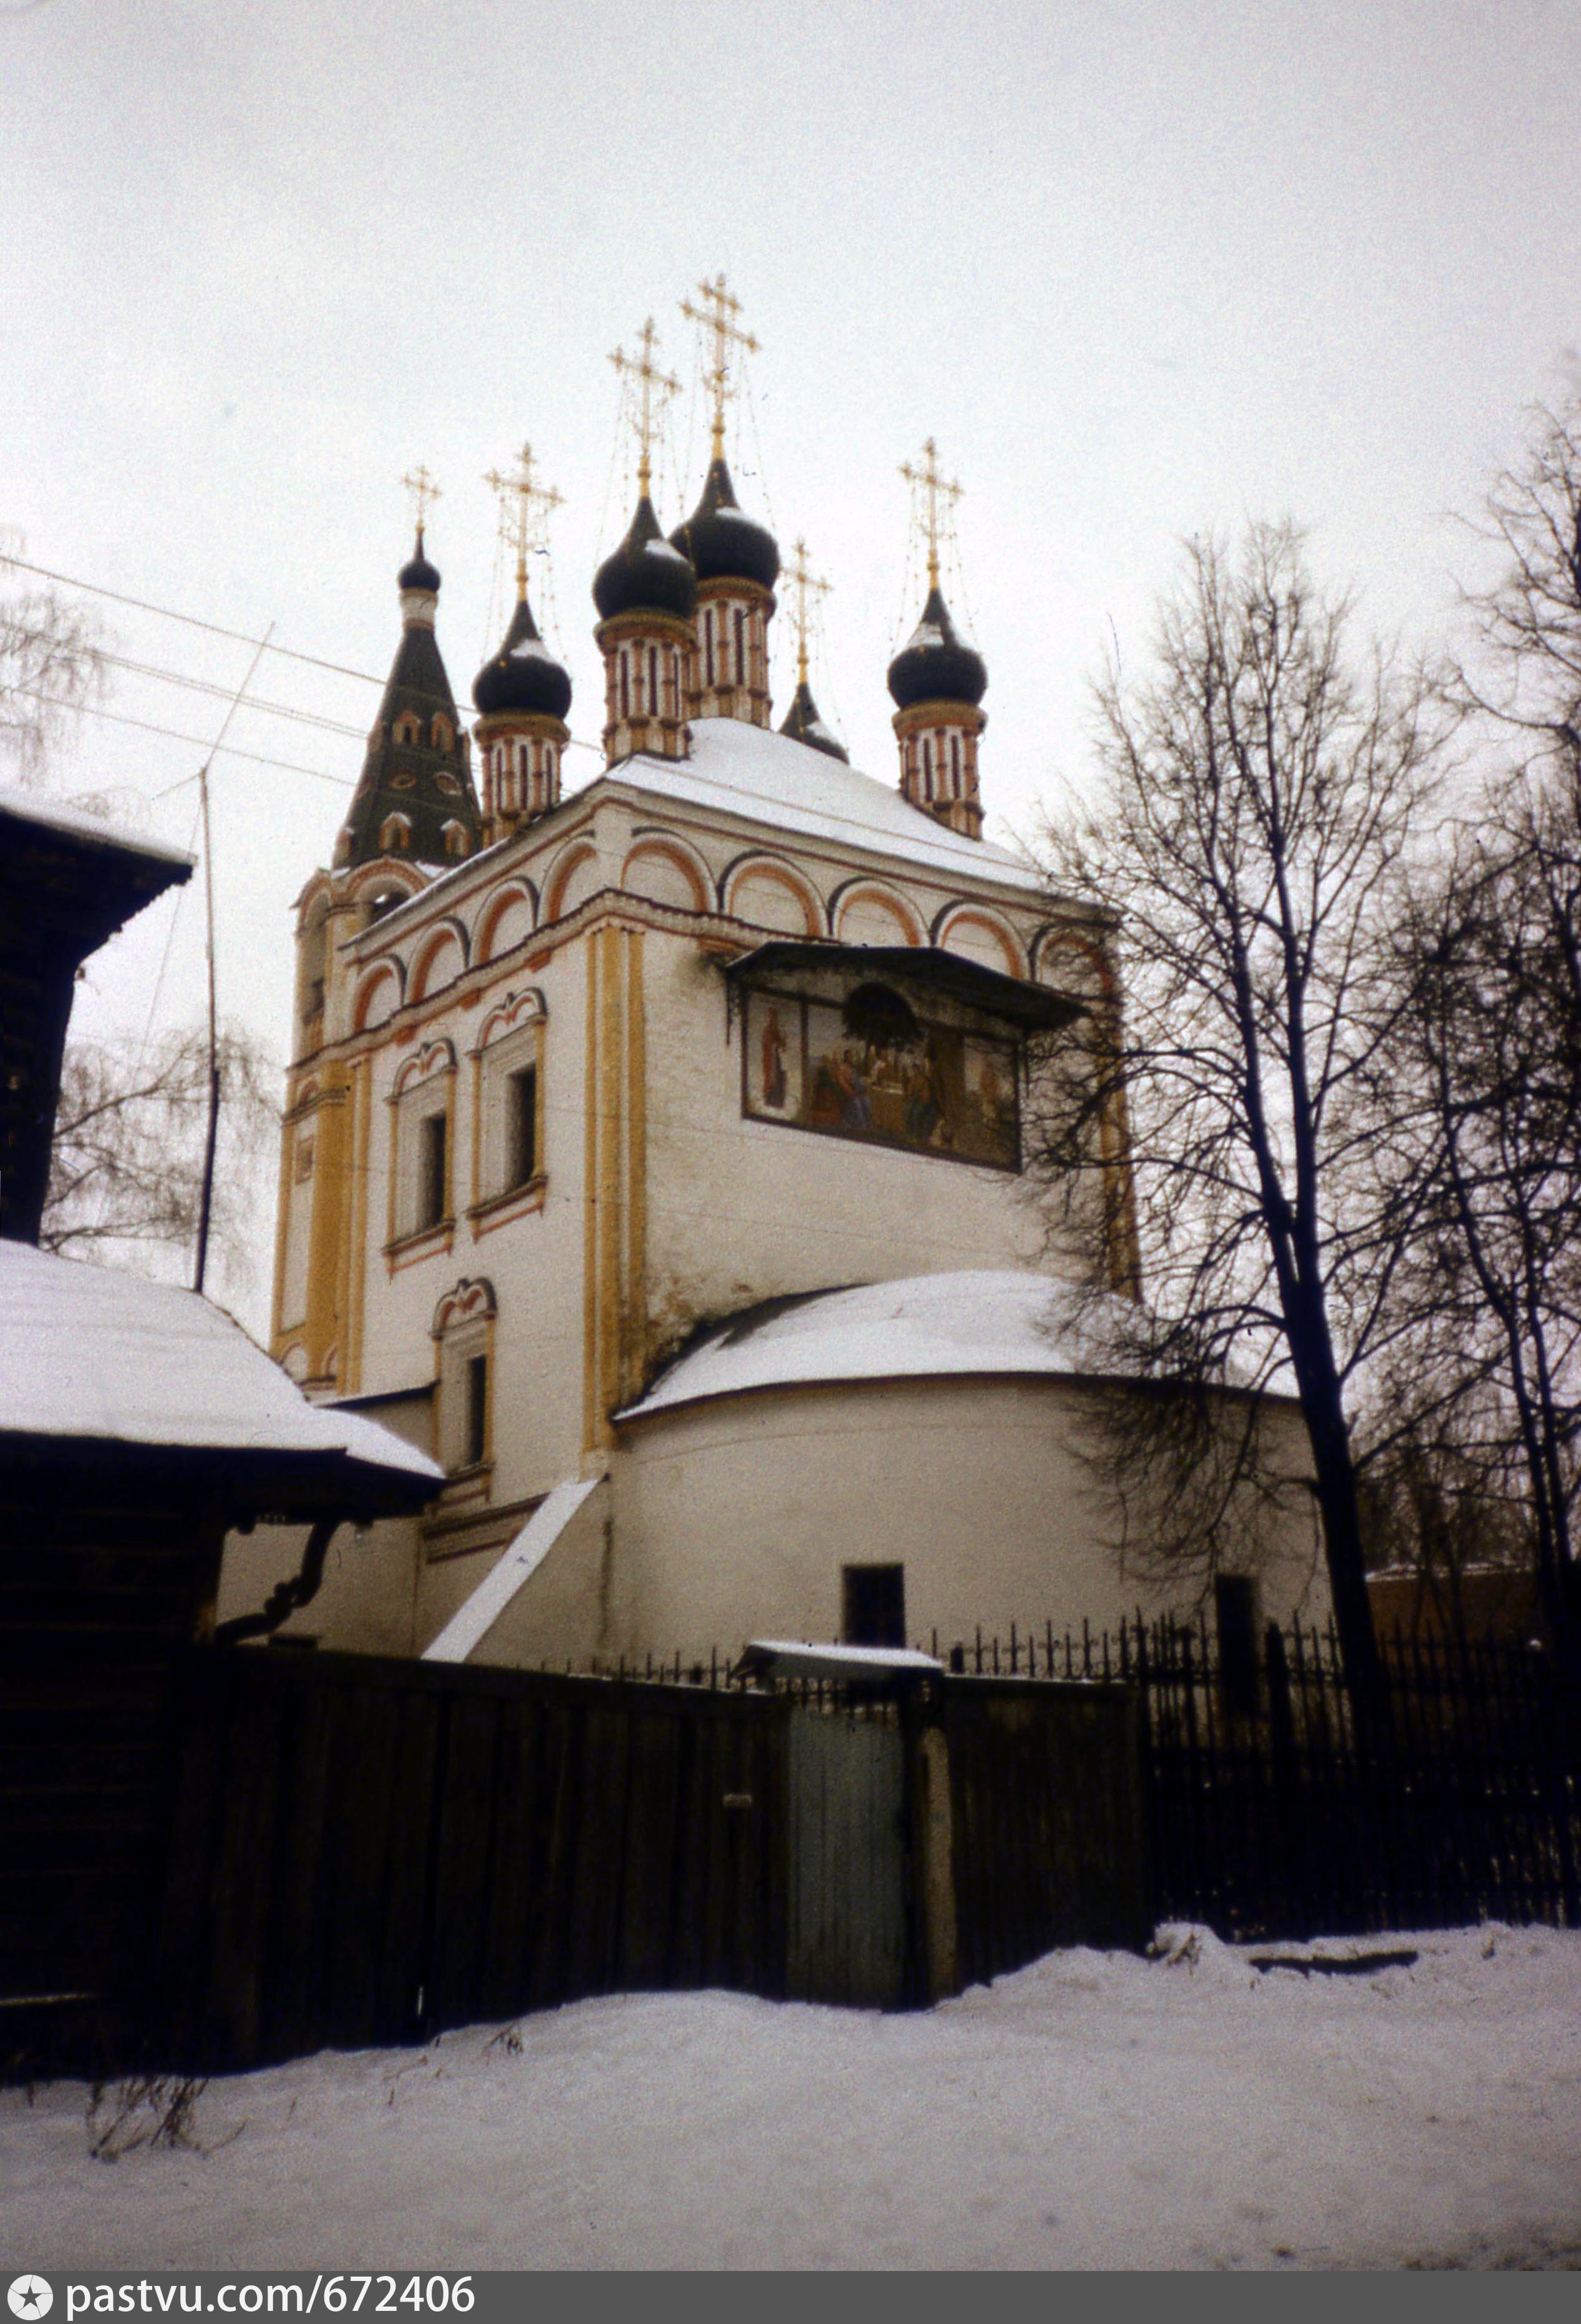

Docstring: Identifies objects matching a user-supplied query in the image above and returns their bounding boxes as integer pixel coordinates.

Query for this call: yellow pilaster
[302,1062,351,1386]
[582,921,649,1451]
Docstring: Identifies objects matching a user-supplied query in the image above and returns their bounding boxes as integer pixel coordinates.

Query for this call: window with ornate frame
[387,1040,458,1262]
[432,1277,495,1488]
[468,988,548,1236]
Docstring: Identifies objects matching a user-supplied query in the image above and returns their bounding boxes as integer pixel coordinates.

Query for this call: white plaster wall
[607,1378,1327,1665]
[637,929,1056,1368]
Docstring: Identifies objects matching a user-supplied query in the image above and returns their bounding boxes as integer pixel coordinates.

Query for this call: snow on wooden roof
[0,1241,440,1513]
[616,1270,1136,1421]
[0,781,194,871]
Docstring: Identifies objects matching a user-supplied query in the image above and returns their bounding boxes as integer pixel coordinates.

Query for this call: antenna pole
[194,622,274,1295]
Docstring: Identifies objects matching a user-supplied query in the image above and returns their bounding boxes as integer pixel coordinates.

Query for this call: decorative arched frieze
[474,881,538,965]
[829,877,924,949]
[392,1038,456,1100]
[720,851,826,937]
[543,839,600,923]
[344,859,425,906]
[407,919,469,1003]
[352,959,404,1034]
[475,987,548,1052]
[1032,922,1118,1001]
[621,831,712,913]
[931,902,1027,979]
[431,1275,497,1339]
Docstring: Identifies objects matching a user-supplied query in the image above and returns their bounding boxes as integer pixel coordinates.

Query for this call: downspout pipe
[215,1516,342,1646]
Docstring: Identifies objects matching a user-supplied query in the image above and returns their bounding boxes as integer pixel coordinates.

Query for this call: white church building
[222,307,1322,1666]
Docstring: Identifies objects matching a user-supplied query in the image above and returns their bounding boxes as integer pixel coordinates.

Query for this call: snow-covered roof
[617,1270,1143,1420]
[0,1241,441,1513]
[735,1639,942,1682]
[618,719,1050,896]
[0,780,194,869]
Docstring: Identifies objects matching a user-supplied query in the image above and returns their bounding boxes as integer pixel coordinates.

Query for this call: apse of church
[240,276,1314,1681]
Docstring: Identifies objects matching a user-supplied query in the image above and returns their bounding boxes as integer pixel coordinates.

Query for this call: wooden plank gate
[786,1706,909,2007]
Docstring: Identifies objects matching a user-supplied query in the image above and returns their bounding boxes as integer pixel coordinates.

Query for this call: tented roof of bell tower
[335,538,482,870]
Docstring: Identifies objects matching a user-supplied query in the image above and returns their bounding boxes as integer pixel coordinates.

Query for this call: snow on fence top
[0,1241,440,1506]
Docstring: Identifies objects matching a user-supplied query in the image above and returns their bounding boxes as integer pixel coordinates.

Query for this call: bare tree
[0,548,109,787]
[1031,521,1441,1702]
[1383,395,1581,1651]
[42,1022,278,1285]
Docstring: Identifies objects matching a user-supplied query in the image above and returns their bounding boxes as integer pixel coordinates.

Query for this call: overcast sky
[4,0,1579,1329]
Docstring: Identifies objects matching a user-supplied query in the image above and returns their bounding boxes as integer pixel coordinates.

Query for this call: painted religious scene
[743,980,1020,1168]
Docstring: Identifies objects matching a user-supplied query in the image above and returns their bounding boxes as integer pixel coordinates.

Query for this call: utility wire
[0,550,385,685]
[9,685,355,785]
[99,650,369,737]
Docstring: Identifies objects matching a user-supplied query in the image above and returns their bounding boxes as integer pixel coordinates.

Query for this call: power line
[99,651,370,738]
[10,685,354,785]
[0,550,387,685]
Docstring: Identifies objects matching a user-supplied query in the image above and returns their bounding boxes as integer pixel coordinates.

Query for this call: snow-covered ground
[4,1925,1579,2272]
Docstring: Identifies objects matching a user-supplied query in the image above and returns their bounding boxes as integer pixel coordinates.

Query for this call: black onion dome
[593,495,698,622]
[669,456,779,591]
[473,592,572,720]
[778,679,849,762]
[399,533,442,594]
[886,586,987,710]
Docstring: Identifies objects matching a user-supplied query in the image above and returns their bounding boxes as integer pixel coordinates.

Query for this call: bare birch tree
[1384,395,1581,1651]
[41,1021,277,1281]
[1031,521,1441,1701]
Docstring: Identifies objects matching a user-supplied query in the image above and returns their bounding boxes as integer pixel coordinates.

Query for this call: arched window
[648,644,659,720]
[922,737,933,797]
[442,820,469,858]
[704,609,716,690]
[431,1280,496,1477]
[619,649,630,721]
[950,732,962,792]
[431,714,454,750]
[380,813,411,854]
[394,711,420,747]
[733,608,746,688]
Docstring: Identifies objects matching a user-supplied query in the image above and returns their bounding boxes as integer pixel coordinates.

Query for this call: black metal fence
[917,1616,1581,1942]
[595,1615,1581,1941]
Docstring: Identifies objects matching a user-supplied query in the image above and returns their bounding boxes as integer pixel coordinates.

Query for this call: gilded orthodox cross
[783,535,831,687]
[899,437,962,590]
[608,319,682,501]
[680,273,761,460]
[485,442,564,597]
[402,463,442,552]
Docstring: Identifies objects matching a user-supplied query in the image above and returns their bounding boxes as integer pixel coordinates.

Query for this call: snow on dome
[616,1271,1142,1420]
[0,1241,440,1497]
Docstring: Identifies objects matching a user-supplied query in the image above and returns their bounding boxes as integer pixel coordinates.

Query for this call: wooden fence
[144,1645,1148,2073]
